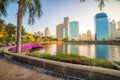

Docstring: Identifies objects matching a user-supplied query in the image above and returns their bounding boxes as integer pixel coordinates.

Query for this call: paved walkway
[0,58,63,80]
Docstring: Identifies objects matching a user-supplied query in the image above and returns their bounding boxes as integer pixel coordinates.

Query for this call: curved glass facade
[95,13,108,40]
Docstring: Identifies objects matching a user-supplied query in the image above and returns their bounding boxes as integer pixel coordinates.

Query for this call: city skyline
[1,0,120,35]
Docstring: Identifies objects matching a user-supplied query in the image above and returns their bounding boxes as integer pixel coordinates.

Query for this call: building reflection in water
[39,44,120,62]
[70,45,79,54]
[78,44,96,58]
[56,43,63,54]
[44,44,50,53]
[40,44,56,55]
[63,44,70,54]
[108,46,120,62]
[95,45,108,60]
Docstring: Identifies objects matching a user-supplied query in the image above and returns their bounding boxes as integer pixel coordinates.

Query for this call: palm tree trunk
[16,0,23,53]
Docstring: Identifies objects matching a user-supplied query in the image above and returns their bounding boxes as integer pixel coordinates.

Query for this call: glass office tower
[70,21,79,38]
[95,13,108,40]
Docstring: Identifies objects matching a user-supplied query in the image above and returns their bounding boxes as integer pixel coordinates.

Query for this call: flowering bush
[31,52,118,69]
[9,43,45,52]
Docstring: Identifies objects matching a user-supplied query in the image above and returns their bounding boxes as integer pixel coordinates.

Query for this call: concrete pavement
[0,58,62,80]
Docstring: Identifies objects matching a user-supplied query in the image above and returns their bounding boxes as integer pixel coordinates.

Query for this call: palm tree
[0,0,42,53]
[16,0,42,53]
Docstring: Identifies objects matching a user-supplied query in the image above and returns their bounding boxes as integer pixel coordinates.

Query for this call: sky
[1,0,120,36]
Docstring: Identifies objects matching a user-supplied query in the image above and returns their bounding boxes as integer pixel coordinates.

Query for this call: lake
[37,43,120,62]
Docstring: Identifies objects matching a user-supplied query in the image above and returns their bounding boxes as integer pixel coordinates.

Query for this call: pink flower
[9,43,45,52]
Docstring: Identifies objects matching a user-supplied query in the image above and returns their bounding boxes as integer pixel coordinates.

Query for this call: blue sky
[1,0,120,36]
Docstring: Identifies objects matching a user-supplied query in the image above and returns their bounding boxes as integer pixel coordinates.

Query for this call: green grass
[30,51,117,69]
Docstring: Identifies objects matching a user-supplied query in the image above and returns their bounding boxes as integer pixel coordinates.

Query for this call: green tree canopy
[6,23,16,37]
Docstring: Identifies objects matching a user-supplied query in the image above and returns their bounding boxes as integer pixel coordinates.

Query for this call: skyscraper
[108,20,116,40]
[69,21,79,40]
[81,33,87,40]
[63,17,70,38]
[44,27,51,37]
[56,24,64,40]
[87,30,92,40]
[38,31,43,37]
[95,13,108,40]
[111,29,120,40]
[117,21,120,30]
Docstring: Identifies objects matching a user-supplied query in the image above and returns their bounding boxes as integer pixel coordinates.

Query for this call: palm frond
[23,0,42,25]
[98,0,105,11]
[0,0,17,17]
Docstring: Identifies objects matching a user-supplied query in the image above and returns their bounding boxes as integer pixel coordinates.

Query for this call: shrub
[30,52,117,69]
[0,37,5,42]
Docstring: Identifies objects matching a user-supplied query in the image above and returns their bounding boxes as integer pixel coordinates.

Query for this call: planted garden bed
[30,52,118,70]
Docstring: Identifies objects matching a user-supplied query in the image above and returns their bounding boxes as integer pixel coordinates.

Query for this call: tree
[22,26,27,35]
[0,0,42,53]
[26,33,35,42]
[0,18,6,27]
[0,18,7,38]
[6,23,16,37]
[16,0,42,53]
[0,26,7,37]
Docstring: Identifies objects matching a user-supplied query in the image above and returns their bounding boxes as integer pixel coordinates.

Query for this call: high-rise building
[117,21,120,29]
[44,27,51,37]
[108,20,116,40]
[111,29,120,40]
[91,35,95,40]
[78,34,82,40]
[87,30,92,40]
[34,31,43,37]
[69,21,79,40]
[63,17,70,38]
[38,31,43,37]
[81,33,87,40]
[95,13,108,40]
[56,24,64,40]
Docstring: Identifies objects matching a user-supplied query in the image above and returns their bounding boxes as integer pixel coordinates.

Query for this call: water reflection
[78,44,95,58]
[95,45,108,60]
[38,43,120,62]
[56,44,63,54]
[108,46,120,62]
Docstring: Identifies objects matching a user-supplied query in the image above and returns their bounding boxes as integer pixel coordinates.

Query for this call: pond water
[37,43,120,62]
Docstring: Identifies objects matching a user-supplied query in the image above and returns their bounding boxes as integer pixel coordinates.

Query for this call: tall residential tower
[63,17,70,39]
[44,27,51,37]
[108,20,116,40]
[56,24,64,40]
[117,21,120,30]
